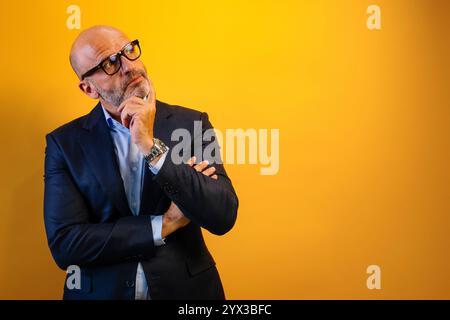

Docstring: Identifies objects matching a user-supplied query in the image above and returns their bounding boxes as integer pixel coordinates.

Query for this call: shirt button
[132,166,137,171]
[126,280,135,288]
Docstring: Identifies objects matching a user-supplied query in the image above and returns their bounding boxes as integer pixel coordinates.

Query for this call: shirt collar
[101,104,127,132]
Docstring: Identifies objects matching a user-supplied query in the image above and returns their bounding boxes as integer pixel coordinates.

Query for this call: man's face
[77,33,151,108]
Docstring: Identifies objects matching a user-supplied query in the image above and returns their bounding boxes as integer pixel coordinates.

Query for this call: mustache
[122,70,148,89]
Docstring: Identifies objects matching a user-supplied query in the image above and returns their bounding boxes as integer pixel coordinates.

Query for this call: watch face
[155,139,167,152]
[144,138,167,163]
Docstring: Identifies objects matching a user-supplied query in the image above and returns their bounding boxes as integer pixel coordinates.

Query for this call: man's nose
[119,55,135,75]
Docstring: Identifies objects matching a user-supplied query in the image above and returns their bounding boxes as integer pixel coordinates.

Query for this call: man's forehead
[69,26,132,77]
[77,36,130,68]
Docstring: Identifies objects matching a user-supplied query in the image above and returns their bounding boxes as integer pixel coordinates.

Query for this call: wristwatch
[143,138,168,166]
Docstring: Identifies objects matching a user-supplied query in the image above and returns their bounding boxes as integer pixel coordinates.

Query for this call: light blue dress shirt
[101,106,167,300]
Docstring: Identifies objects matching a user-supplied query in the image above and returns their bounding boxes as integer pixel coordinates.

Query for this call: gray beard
[90,80,147,108]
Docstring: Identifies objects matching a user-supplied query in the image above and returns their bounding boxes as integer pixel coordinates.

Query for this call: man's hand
[161,156,218,238]
[117,85,156,155]
[161,201,190,238]
[187,156,218,180]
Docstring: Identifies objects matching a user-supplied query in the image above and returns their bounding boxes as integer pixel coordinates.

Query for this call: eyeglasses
[81,39,141,80]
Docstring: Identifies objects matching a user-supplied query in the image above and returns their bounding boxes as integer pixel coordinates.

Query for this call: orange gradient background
[0,0,449,299]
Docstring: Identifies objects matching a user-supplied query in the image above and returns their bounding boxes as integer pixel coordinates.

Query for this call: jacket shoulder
[157,100,205,120]
[46,114,88,140]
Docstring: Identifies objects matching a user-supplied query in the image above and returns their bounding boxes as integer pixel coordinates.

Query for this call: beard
[89,69,149,107]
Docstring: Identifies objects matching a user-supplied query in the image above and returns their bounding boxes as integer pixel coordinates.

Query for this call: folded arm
[153,112,239,235]
[44,133,156,270]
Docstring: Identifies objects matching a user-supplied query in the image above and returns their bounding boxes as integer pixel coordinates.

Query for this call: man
[43,25,238,300]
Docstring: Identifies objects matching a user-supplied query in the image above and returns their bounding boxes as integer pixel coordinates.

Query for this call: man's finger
[211,175,218,180]
[193,160,209,172]
[186,156,196,166]
[120,110,131,128]
[201,166,216,177]
[119,104,143,128]
[121,110,134,128]
[117,96,144,112]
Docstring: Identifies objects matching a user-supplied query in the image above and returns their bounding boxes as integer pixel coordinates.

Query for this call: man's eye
[127,44,139,55]
[104,57,116,68]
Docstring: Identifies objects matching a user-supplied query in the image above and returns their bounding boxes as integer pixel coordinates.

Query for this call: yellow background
[0,0,449,299]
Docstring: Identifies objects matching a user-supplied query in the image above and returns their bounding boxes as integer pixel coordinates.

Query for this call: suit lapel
[153,100,173,144]
[79,103,134,217]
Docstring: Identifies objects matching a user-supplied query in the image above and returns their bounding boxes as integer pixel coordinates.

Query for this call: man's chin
[126,85,149,100]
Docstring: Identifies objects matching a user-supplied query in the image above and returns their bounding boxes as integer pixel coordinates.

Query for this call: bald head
[69,25,151,109]
[70,25,129,79]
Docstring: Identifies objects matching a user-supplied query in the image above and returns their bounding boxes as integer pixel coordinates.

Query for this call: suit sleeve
[153,112,239,235]
[44,133,156,270]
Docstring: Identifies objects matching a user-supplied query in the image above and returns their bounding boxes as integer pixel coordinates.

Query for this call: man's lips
[128,75,144,87]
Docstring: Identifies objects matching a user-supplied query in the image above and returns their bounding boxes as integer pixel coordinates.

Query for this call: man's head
[70,26,151,108]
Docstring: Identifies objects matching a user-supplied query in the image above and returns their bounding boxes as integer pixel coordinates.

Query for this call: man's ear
[79,80,100,99]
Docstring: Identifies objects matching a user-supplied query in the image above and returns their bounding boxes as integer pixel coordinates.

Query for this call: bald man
[44,26,238,300]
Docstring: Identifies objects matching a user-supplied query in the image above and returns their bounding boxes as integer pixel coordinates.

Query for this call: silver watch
[143,138,168,165]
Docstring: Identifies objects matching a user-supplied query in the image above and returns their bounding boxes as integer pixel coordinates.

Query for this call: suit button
[126,280,135,288]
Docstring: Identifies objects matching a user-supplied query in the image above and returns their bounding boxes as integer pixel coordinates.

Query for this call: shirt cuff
[150,215,166,246]
[148,148,169,175]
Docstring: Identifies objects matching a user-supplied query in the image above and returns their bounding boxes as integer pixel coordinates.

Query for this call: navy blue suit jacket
[43,100,238,299]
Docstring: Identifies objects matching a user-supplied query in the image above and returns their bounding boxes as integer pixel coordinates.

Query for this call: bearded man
[43,25,238,300]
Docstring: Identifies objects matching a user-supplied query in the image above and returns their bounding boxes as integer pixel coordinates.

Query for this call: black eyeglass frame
[80,39,141,80]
